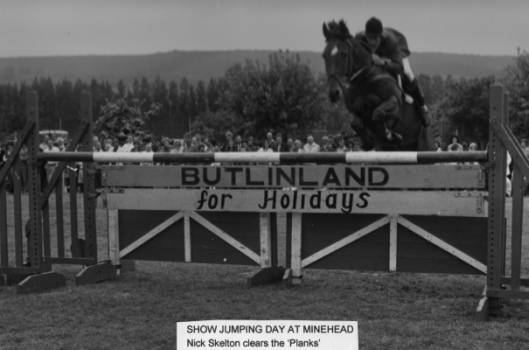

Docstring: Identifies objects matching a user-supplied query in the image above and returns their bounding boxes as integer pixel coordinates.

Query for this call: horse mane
[323,19,352,41]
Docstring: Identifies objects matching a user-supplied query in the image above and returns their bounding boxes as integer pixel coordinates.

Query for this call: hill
[0,50,515,85]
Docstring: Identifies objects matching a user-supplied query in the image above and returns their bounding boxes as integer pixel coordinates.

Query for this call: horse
[322,20,433,151]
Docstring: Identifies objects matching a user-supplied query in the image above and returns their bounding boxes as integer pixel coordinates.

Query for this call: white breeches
[402,57,415,81]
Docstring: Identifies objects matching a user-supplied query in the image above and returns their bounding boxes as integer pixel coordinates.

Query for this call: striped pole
[37,151,488,164]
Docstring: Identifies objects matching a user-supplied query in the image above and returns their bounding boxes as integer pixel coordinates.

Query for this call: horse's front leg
[372,96,403,142]
[349,110,365,131]
[348,110,376,151]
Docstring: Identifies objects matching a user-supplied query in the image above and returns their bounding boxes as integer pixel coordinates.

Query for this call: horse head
[322,20,373,103]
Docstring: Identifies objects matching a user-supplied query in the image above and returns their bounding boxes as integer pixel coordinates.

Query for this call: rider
[356,17,430,127]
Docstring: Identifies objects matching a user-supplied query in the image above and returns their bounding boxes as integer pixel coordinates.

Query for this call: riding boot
[406,78,430,127]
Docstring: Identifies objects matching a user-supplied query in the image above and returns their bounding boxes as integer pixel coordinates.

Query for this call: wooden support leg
[75,261,117,286]
[476,286,490,321]
[16,271,66,294]
[289,213,302,286]
[247,267,286,287]
[248,213,286,287]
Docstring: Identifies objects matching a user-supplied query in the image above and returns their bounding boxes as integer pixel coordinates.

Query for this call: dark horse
[322,20,433,151]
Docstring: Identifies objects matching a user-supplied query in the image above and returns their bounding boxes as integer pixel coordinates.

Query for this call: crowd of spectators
[31,130,518,155]
[83,130,363,154]
[5,130,529,162]
[4,130,529,160]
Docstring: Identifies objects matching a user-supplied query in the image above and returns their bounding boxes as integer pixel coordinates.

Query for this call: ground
[1,196,529,350]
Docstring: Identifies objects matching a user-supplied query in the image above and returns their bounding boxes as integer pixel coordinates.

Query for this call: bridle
[327,37,372,93]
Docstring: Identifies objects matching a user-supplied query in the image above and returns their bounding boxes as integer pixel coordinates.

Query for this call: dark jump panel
[301,214,389,271]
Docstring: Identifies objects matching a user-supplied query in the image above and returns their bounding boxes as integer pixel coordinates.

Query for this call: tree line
[0,51,528,147]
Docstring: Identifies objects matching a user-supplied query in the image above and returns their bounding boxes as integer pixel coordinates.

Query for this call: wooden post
[389,214,398,272]
[80,91,97,261]
[259,213,272,268]
[12,168,24,267]
[184,211,191,262]
[69,167,79,256]
[510,165,523,291]
[247,213,285,287]
[107,209,120,267]
[290,213,302,285]
[276,212,287,267]
[55,179,65,258]
[0,183,7,268]
[25,91,44,270]
[484,84,508,317]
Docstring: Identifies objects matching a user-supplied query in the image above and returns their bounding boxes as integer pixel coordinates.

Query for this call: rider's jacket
[355,28,410,77]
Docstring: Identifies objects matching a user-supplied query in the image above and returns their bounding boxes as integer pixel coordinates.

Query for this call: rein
[345,38,371,83]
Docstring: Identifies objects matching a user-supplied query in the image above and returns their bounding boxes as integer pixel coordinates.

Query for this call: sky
[0,0,527,57]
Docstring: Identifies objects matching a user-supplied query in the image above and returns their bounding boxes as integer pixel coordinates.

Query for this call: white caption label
[176,320,358,350]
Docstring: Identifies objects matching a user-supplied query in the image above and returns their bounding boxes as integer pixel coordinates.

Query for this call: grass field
[1,194,529,350]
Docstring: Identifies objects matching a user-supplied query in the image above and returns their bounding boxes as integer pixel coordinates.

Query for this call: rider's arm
[381,46,404,76]
[379,36,405,76]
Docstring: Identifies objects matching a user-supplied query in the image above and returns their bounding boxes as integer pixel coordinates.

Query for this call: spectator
[234,135,243,152]
[350,138,362,151]
[335,137,348,152]
[202,137,211,152]
[258,139,273,152]
[5,142,13,159]
[247,136,257,151]
[210,140,221,152]
[286,138,294,152]
[93,136,102,152]
[44,137,59,153]
[468,142,478,151]
[132,140,142,152]
[274,133,286,152]
[292,139,303,153]
[103,138,114,152]
[171,140,184,153]
[222,130,235,151]
[194,133,203,146]
[434,141,443,152]
[265,131,274,146]
[143,142,153,152]
[189,136,200,152]
[321,135,334,152]
[152,140,161,152]
[303,135,320,153]
[521,138,529,158]
[117,134,134,152]
[39,134,50,152]
[448,136,463,152]
[0,144,5,165]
